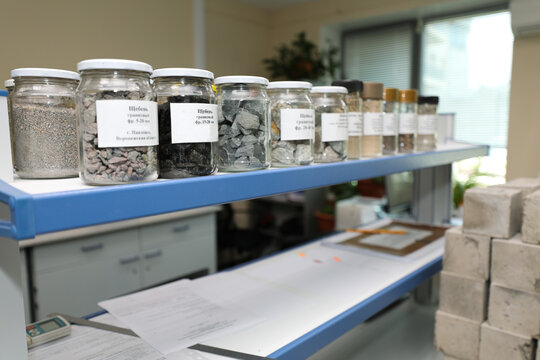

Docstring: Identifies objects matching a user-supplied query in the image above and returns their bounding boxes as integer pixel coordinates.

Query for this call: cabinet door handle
[119,255,140,265]
[172,224,190,233]
[80,243,103,252]
[143,250,163,260]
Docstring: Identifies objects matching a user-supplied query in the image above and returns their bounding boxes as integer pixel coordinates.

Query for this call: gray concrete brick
[492,235,540,294]
[443,227,491,280]
[439,271,488,321]
[522,190,540,245]
[479,322,535,360]
[463,187,522,239]
[500,177,540,208]
[488,283,540,336]
[435,310,481,360]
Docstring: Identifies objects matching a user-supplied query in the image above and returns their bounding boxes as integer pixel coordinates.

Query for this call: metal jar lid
[362,82,384,99]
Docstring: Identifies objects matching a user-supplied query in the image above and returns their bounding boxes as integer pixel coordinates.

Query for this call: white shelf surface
[0,141,487,240]
[29,226,444,360]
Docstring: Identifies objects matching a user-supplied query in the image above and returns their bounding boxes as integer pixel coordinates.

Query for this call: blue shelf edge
[269,256,443,360]
[1,144,488,240]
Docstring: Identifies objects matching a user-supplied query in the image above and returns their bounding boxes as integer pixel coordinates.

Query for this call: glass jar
[382,88,399,155]
[10,68,80,178]
[398,89,418,153]
[417,96,439,151]
[332,80,363,159]
[152,68,218,178]
[77,59,159,185]
[361,82,384,157]
[268,81,314,167]
[216,76,270,172]
[5,79,15,168]
[311,86,348,162]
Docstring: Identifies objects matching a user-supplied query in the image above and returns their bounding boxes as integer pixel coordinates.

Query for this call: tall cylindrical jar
[5,79,15,168]
[417,96,439,152]
[216,76,270,171]
[398,89,418,153]
[382,88,399,155]
[76,59,159,185]
[153,68,218,178]
[10,68,80,178]
[332,80,363,159]
[268,81,314,167]
[361,82,384,157]
[311,86,348,162]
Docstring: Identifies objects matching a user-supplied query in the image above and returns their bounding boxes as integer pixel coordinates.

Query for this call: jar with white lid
[77,59,159,185]
[10,68,80,178]
[311,86,348,162]
[268,81,314,167]
[153,68,217,178]
[216,75,270,171]
[417,96,439,152]
[331,80,363,159]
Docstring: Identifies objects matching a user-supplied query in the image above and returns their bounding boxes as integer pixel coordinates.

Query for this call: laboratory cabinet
[28,213,216,320]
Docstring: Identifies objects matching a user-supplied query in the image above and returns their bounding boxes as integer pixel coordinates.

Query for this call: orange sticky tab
[333,256,342,263]
[298,252,306,257]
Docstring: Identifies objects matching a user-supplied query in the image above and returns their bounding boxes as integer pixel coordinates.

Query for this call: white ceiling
[236,0,315,10]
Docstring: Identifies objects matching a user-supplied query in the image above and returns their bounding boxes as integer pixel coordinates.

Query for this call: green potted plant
[263,32,339,81]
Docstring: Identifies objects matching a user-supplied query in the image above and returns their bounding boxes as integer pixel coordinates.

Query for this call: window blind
[342,23,414,89]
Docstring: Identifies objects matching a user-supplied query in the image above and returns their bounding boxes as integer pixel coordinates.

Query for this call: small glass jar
[311,86,348,162]
[77,59,159,185]
[332,80,363,159]
[268,81,314,167]
[417,96,439,152]
[10,68,80,178]
[216,76,270,172]
[153,68,218,178]
[361,82,384,157]
[5,79,15,168]
[398,89,418,153]
[382,88,399,155]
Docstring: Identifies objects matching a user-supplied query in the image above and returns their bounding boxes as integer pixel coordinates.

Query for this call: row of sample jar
[330,80,440,157]
[5,59,439,186]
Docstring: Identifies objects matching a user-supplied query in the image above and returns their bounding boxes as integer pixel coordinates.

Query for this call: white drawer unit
[30,212,217,320]
[140,214,216,287]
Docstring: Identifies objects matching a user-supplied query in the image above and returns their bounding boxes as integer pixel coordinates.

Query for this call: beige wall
[205,0,272,77]
[0,0,195,80]
[506,35,540,180]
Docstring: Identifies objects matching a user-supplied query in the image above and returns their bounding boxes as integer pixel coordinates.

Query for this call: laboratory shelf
[0,141,488,240]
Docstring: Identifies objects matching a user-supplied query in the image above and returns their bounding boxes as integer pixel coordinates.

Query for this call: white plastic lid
[214,76,269,86]
[310,86,348,94]
[10,68,80,81]
[77,59,153,73]
[4,79,14,88]
[267,81,312,89]
[152,68,214,79]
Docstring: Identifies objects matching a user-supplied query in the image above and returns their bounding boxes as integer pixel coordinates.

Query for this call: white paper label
[321,113,348,142]
[399,113,417,134]
[363,112,383,136]
[96,100,159,148]
[280,109,315,141]
[383,113,398,136]
[348,112,362,136]
[417,114,436,135]
[170,103,218,144]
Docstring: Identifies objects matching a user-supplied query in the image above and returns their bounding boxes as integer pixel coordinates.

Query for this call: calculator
[26,315,71,348]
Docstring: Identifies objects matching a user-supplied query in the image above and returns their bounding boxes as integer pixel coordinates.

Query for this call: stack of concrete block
[436,178,540,360]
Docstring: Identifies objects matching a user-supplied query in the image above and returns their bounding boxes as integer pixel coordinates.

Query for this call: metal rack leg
[411,164,452,304]
[0,237,28,360]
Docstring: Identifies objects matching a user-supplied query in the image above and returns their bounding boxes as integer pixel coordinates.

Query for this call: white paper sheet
[98,279,263,355]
